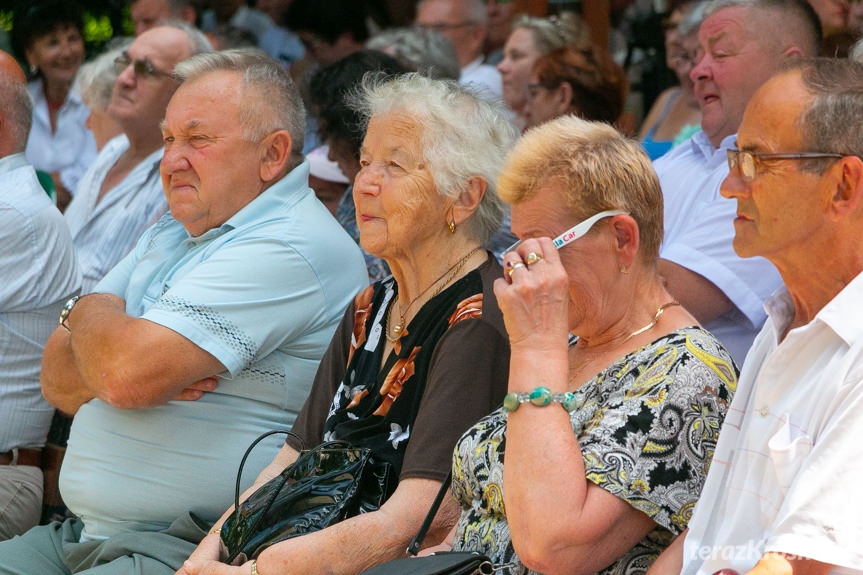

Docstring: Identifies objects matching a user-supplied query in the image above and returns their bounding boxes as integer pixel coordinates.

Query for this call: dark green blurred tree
[0,0,133,59]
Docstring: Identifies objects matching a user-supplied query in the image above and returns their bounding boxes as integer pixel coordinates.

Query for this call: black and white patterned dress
[451,327,738,575]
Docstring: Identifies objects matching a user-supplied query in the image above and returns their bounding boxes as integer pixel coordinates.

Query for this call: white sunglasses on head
[504,210,629,255]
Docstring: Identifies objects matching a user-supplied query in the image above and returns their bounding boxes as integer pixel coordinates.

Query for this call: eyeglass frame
[503,209,629,255]
[413,21,478,33]
[113,51,174,80]
[726,148,844,182]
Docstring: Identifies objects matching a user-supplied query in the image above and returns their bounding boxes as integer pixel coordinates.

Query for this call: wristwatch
[59,295,80,332]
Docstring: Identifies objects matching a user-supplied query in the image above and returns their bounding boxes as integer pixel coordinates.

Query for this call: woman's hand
[494,237,570,352]
[174,534,222,575]
[177,560,250,575]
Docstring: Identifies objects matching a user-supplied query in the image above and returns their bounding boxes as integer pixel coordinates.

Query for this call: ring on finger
[507,262,526,278]
[525,252,543,265]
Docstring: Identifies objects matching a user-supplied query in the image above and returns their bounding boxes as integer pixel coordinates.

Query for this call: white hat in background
[308,145,350,184]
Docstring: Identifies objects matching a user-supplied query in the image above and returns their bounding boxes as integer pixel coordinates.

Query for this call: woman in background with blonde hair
[496,12,590,127]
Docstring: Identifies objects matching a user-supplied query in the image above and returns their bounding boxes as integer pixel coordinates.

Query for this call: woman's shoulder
[637,325,738,397]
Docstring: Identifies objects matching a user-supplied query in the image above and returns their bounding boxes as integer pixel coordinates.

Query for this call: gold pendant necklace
[385,247,483,343]
[618,300,680,346]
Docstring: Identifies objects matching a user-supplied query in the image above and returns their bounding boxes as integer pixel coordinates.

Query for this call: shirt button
[759,407,769,416]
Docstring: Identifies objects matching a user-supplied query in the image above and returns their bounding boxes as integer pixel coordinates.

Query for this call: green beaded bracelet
[502,386,578,412]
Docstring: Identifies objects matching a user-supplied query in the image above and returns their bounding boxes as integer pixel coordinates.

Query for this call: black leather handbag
[219,430,394,564]
[357,473,508,575]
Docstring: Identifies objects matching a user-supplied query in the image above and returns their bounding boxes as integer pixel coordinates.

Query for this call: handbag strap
[406,470,452,556]
[233,430,305,518]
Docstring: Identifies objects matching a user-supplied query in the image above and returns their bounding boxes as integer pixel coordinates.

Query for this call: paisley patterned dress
[451,327,738,575]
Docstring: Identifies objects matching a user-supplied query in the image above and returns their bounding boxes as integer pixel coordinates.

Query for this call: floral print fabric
[321,268,488,478]
[452,327,738,575]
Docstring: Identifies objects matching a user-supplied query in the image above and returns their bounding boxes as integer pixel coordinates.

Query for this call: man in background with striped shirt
[64,23,211,293]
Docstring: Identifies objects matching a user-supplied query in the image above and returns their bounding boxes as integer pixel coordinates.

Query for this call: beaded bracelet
[502,386,578,412]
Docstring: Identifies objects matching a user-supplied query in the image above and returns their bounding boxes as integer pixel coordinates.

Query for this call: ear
[258,130,293,182]
[450,176,487,228]
[829,155,863,219]
[781,45,804,60]
[610,214,640,268]
[556,81,574,116]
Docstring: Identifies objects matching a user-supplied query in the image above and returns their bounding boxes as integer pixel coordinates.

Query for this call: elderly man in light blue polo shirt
[0,50,368,575]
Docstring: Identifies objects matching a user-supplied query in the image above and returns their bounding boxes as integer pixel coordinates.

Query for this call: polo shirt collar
[186,159,311,242]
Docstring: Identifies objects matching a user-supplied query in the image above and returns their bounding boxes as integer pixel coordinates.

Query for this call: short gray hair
[366,27,461,80]
[417,0,487,26]
[0,76,33,152]
[678,1,710,37]
[76,41,131,111]
[173,49,306,163]
[161,20,214,56]
[782,58,863,173]
[513,12,591,54]
[352,73,517,243]
[703,0,821,57]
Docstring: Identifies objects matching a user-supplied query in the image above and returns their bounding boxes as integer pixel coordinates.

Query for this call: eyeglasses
[524,83,551,100]
[113,52,173,80]
[414,21,477,33]
[726,148,844,182]
[503,210,629,254]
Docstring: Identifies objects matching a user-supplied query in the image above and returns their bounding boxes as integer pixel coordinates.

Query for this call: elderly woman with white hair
[178,74,517,575]
[426,116,738,575]
[74,41,130,150]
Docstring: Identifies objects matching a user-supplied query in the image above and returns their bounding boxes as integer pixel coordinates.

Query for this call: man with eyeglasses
[415,0,502,98]
[648,58,863,575]
[651,0,821,365]
[63,23,211,294]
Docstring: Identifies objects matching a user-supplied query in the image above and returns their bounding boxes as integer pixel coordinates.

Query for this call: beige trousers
[0,464,42,541]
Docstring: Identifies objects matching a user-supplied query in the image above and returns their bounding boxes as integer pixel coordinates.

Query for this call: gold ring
[507,262,526,278]
[525,252,542,265]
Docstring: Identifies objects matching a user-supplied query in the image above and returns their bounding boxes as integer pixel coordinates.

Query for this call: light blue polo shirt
[59,161,369,540]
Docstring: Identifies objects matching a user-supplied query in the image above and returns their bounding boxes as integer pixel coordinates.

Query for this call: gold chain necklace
[619,300,680,345]
[385,247,483,343]
[568,300,680,382]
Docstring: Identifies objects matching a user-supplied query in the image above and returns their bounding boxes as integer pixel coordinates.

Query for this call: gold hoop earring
[620,265,629,274]
[448,219,456,234]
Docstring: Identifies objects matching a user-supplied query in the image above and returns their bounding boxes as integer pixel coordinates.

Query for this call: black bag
[358,473,512,575]
[219,430,394,564]
[358,552,495,575]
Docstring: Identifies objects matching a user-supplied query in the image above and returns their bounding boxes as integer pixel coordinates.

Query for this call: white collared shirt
[0,153,80,451]
[64,134,167,293]
[460,56,502,99]
[654,130,784,364]
[25,79,98,192]
[683,271,863,575]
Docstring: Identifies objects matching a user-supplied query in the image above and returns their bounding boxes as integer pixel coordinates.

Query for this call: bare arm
[646,529,687,575]
[658,259,733,325]
[41,326,95,415]
[180,473,460,575]
[41,293,226,411]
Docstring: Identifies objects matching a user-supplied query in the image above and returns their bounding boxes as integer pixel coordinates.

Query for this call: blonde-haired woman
[497,12,590,127]
[432,116,738,575]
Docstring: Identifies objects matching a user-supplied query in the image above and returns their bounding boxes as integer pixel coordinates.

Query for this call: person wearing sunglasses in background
[63,23,212,295]
[424,116,737,575]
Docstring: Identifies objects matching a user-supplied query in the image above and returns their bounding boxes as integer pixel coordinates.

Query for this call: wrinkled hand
[173,376,220,401]
[493,237,570,351]
[174,533,222,575]
[178,560,250,575]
